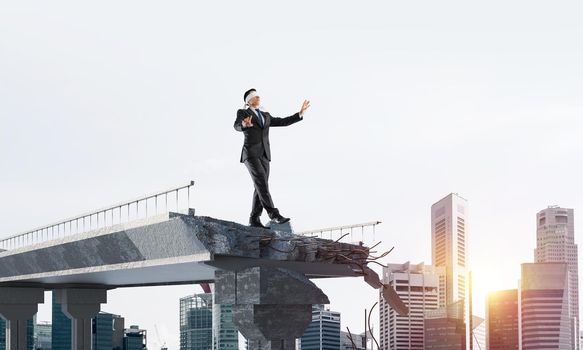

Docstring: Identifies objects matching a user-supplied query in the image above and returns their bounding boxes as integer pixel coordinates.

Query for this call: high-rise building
[212,303,238,350]
[180,292,239,350]
[521,263,572,350]
[92,312,125,350]
[340,331,369,350]
[300,304,341,350]
[431,193,468,308]
[486,289,519,350]
[112,316,125,350]
[123,326,146,350]
[470,316,485,350]
[430,194,470,350]
[51,292,71,350]
[35,321,52,350]
[535,206,579,349]
[93,312,113,350]
[0,318,34,350]
[379,262,442,349]
[424,300,466,350]
[180,293,213,350]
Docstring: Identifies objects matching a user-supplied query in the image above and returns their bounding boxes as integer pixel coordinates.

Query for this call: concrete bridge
[0,181,405,350]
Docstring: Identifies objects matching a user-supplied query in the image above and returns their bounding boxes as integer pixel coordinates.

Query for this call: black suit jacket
[234,108,302,163]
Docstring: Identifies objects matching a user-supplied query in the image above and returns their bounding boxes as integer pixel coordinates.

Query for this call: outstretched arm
[270,100,311,127]
[234,110,254,131]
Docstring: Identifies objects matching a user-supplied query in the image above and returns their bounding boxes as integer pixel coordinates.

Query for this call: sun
[469,265,520,316]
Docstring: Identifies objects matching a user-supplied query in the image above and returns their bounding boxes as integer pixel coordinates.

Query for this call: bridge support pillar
[215,267,329,350]
[0,288,45,350]
[55,289,107,350]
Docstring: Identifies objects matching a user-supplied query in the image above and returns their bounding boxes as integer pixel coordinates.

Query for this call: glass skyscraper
[213,303,239,350]
[486,289,519,350]
[300,304,341,350]
[0,318,34,350]
[92,312,125,350]
[92,312,114,350]
[35,321,52,350]
[180,293,213,350]
[424,300,466,350]
[51,292,71,350]
[180,292,239,350]
[123,326,146,350]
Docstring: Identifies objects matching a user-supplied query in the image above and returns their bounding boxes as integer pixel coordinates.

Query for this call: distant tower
[300,305,341,350]
[0,318,34,350]
[180,293,213,350]
[535,206,579,349]
[212,303,239,350]
[424,300,466,349]
[486,289,519,350]
[379,262,442,349]
[431,193,468,308]
[520,263,573,349]
[52,291,72,350]
[180,292,239,350]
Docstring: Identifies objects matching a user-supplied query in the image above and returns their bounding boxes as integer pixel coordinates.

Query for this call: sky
[1,0,583,348]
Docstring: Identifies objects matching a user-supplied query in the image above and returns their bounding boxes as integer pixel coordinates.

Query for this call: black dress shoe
[270,214,290,224]
[249,217,267,229]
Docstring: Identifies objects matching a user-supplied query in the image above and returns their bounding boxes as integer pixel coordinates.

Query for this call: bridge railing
[297,221,382,242]
[0,181,195,251]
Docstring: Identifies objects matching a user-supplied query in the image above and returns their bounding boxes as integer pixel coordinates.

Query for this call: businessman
[234,88,310,228]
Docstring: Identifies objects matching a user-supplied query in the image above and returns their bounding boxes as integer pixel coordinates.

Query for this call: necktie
[256,109,264,128]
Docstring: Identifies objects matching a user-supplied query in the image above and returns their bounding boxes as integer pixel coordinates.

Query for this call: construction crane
[153,324,167,350]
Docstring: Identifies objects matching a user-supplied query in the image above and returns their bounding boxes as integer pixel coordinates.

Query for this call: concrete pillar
[55,288,107,350]
[0,288,44,350]
[215,267,329,350]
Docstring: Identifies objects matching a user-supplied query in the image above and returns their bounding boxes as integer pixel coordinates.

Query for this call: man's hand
[300,100,311,116]
[242,116,253,128]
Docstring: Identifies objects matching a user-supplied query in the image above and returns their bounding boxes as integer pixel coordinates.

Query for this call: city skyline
[2,197,577,349]
[2,1,582,348]
[2,191,578,349]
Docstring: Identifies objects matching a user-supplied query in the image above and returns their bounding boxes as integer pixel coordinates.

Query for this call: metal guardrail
[0,181,195,251]
[298,221,382,241]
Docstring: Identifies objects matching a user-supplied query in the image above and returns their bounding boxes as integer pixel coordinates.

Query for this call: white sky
[1,1,582,349]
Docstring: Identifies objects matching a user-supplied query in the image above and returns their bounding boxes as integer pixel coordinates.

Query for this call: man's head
[244,88,260,108]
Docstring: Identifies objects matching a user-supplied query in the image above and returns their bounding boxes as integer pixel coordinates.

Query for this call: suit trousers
[244,156,279,218]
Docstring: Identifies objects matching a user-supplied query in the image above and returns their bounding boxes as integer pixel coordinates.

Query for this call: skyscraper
[300,304,341,350]
[212,303,238,350]
[123,326,146,350]
[180,293,213,350]
[486,289,519,350]
[379,262,442,349]
[93,312,114,350]
[470,316,485,350]
[92,312,125,350]
[424,300,466,350]
[51,292,71,350]
[535,206,579,349]
[0,318,34,350]
[35,321,52,350]
[521,263,572,350]
[431,193,468,308]
[180,292,239,350]
[340,331,368,350]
